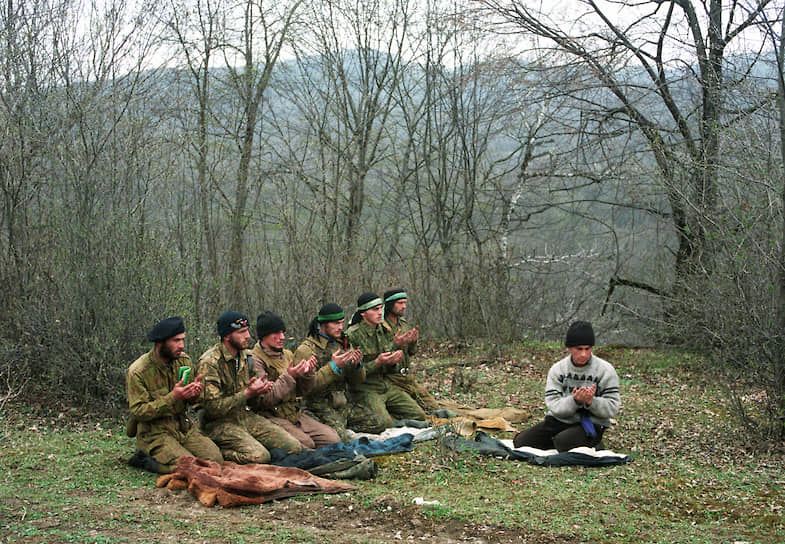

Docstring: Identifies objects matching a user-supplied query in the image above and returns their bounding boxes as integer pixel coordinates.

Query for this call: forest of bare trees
[2,0,784,439]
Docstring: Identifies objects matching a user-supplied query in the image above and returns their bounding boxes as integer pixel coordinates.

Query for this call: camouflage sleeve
[292,343,313,365]
[347,327,383,377]
[126,366,181,421]
[359,336,385,378]
[296,341,339,393]
[199,356,247,418]
[402,320,417,356]
[364,359,386,378]
[310,363,340,393]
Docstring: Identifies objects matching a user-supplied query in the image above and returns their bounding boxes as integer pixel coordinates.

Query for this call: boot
[128,449,166,474]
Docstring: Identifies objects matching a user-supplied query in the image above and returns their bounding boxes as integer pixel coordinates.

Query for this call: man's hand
[573,383,596,405]
[288,356,317,378]
[348,348,363,367]
[393,328,418,347]
[376,350,404,366]
[332,349,353,369]
[173,374,204,401]
[245,376,273,399]
[333,348,363,369]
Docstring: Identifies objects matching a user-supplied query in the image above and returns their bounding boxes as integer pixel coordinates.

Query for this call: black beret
[565,321,595,347]
[147,316,185,342]
[256,311,286,339]
[217,310,249,338]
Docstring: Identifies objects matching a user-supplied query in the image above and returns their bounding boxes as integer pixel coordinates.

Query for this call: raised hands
[573,383,596,405]
[288,355,318,378]
[332,347,363,369]
[245,375,274,399]
[173,373,205,401]
[393,327,418,347]
[376,349,404,366]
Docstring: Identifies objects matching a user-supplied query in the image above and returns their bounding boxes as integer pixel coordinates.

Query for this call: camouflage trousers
[348,381,426,434]
[141,427,223,473]
[387,373,440,412]
[305,397,353,443]
[203,410,302,464]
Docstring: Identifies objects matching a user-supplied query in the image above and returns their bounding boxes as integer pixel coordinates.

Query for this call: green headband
[357,297,383,311]
[385,292,408,303]
[317,311,345,322]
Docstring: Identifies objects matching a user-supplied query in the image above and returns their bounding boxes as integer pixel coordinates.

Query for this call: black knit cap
[317,303,345,323]
[217,310,249,338]
[383,288,407,315]
[147,316,185,342]
[256,311,286,339]
[565,321,595,347]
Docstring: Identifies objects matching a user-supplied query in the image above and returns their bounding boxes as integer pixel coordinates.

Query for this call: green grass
[1,343,784,543]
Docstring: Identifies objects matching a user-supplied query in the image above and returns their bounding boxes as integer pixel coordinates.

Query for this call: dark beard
[159,344,180,362]
[229,336,247,352]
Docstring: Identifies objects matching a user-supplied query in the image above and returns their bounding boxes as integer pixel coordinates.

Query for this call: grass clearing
[1,343,784,543]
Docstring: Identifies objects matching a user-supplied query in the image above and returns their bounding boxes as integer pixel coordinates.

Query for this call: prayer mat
[445,431,631,467]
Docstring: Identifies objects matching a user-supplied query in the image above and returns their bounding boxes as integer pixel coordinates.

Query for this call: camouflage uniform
[197,342,303,464]
[345,320,426,433]
[294,334,367,442]
[250,342,340,448]
[384,315,440,411]
[126,350,222,472]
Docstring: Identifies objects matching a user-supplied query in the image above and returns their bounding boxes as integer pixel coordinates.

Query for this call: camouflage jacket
[126,349,193,439]
[293,334,366,401]
[197,342,261,423]
[250,343,315,424]
[384,315,416,371]
[345,320,397,392]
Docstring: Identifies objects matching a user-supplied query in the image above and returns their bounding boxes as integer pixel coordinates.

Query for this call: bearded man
[126,317,222,473]
[196,311,303,464]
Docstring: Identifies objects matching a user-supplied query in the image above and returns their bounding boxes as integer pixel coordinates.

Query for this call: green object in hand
[178,366,192,384]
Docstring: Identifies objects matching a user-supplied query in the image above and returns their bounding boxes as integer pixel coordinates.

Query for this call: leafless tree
[219,0,304,309]
[474,0,777,297]
[285,0,412,261]
[162,0,227,321]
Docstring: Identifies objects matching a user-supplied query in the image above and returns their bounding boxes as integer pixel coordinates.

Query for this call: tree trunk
[774,9,785,440]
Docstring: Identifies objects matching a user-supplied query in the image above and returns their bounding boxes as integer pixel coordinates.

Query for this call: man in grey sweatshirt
[513,321,620,452]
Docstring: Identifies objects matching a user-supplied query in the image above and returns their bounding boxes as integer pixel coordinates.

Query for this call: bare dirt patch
[106,486,576,544]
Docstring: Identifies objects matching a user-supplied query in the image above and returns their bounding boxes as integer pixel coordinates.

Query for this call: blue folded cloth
[269,434,415,468]
[579,411,597,438]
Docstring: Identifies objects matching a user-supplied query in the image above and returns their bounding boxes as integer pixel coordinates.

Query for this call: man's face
[261,330,285,352]
[322,320,343,340]
[568,345,593,366]
[391,299,407,317]
[226,326,251,352]
[159,333,186,361]
[361,304,384,326]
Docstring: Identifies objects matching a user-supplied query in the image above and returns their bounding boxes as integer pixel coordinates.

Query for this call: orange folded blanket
[156,456,356,507]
